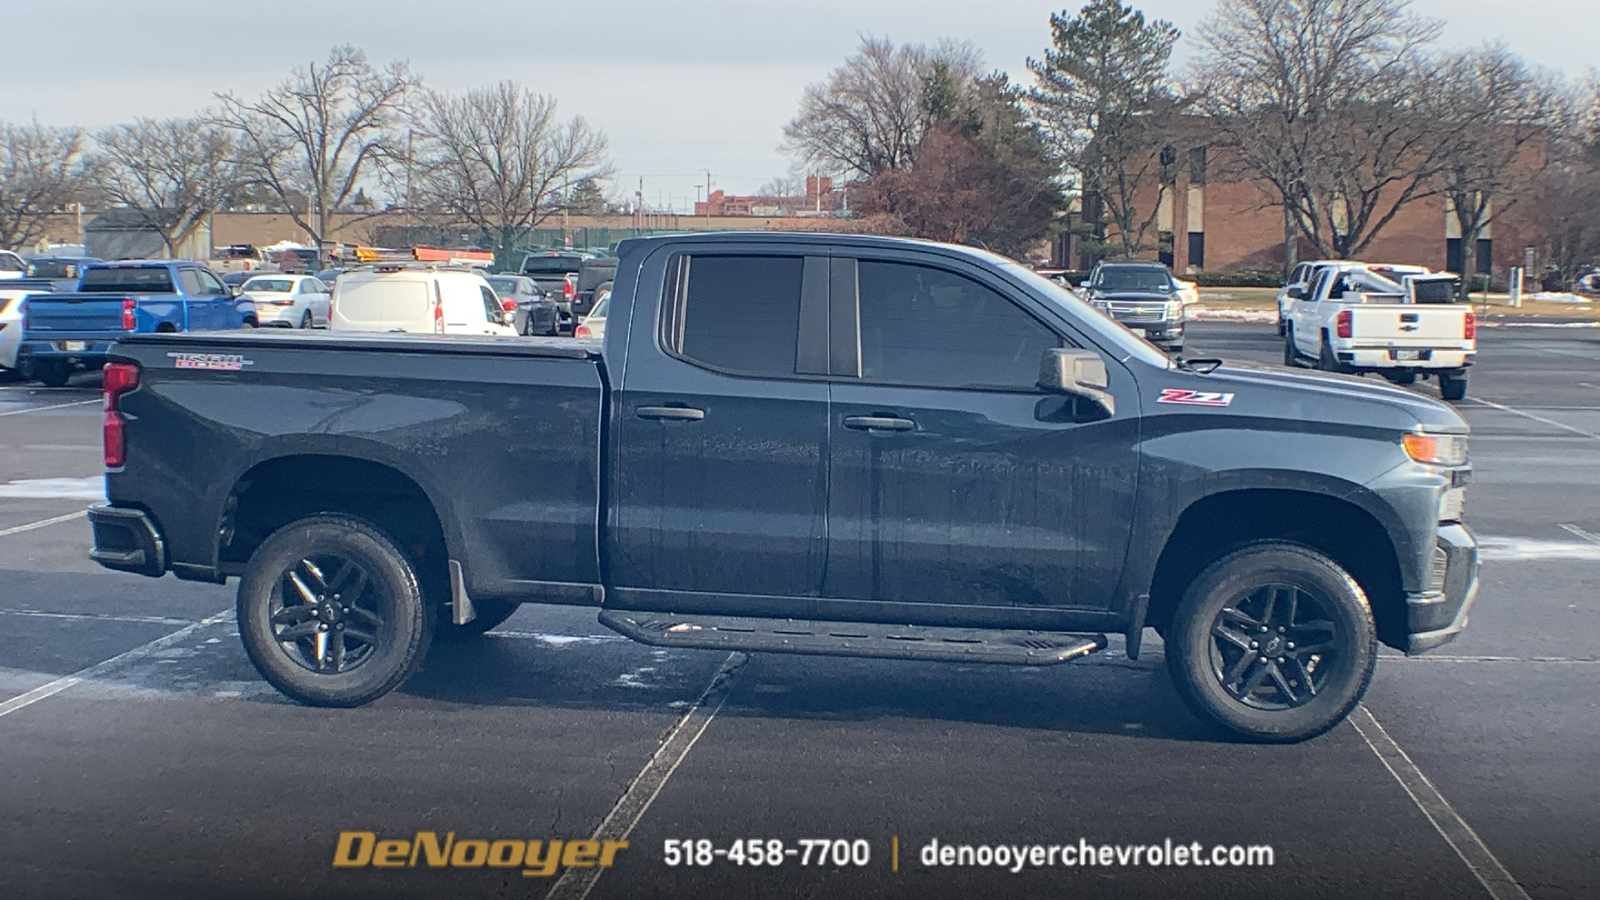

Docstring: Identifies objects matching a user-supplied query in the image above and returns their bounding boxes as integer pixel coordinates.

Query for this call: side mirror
[500,311,516,327]
[1286,286,1305,300]
[1038,348,1114,416]
[228,285,241,297]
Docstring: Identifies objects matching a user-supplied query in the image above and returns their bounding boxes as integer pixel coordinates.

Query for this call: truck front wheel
[1165,542,1376,743]
[236,515,433,707]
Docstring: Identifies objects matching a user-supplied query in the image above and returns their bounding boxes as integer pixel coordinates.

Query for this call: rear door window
[664,255,804,377]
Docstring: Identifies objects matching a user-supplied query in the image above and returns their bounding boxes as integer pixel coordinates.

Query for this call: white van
[328,267,517,336]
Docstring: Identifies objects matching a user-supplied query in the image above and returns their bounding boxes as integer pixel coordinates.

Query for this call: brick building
[694,176,844,217]
[1061,121,1545,282]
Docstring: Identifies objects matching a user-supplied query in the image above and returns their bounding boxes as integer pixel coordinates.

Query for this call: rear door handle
[842,415,915,432]
[636,406,705,421]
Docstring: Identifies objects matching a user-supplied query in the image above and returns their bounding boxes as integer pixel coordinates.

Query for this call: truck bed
[106,330,607,599]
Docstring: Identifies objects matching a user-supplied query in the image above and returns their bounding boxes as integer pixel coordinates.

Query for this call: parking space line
[0,510,87,538]
[0,608,197,627]
[1350,705,1531,900]
[1558,523,1600,546]
[0,608,233,719]
[0,399,99,417]
[545,652,747,900]
[1469,397,1600,441]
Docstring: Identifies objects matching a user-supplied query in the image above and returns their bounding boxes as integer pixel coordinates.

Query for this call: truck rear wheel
[1165,542,1376,743]
[236,515,432,707]
[36,361,71,388]
[1317,336,1340,373]
[1439,372,1468,401]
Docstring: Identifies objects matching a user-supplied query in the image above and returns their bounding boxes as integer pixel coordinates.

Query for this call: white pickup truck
[1283,263,1475,400]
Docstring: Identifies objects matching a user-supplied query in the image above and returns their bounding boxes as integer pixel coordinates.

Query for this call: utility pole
[705,170,712,227]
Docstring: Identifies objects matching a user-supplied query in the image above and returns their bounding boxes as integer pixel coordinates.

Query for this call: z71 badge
[1158,388,1234,407]
[167,352,254,371]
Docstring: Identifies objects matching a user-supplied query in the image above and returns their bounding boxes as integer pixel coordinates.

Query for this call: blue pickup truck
[21,260,255,386]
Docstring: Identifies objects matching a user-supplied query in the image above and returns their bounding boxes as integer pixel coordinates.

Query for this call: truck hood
[1179,359,1468,433]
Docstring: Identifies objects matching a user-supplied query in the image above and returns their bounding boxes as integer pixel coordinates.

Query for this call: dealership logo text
[333,831,628,877]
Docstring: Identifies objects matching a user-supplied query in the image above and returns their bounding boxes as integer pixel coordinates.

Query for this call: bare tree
[215,45,413,247]
[412,81,610,266]
[782,36,983,179]
[1027,0,1184,258]
[92,117,241,258]
[0,121,93,251]
[1431,45,1562,294]
[1194,0,1449,265]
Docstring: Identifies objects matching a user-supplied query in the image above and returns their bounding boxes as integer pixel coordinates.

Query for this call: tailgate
[24,294,126,334]
[1350,305,1468,343]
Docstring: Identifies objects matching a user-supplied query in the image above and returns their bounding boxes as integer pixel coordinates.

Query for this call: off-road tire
[1439,372,1468,401]
[1165,542,1377,743]
[237,515,432,707]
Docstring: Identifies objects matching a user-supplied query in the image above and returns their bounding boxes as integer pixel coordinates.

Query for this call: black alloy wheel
[237,516,431,706]
[1166,542,1376,742]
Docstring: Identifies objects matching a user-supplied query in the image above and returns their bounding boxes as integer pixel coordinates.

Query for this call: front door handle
[842,415,915,432]
[636,406,706,422]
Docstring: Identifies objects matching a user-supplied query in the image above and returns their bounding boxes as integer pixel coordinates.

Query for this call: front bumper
[87,504,167,577]
[1405,522,1478,654]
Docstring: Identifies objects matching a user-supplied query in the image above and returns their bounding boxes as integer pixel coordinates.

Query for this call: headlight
[1403,430,1468,466]
[1165,299,1182,318]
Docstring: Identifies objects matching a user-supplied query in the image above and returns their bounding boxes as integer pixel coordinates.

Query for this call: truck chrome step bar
[598,609,1106,665]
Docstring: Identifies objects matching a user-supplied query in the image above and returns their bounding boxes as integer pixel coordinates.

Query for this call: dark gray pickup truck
[87,233,1478,742]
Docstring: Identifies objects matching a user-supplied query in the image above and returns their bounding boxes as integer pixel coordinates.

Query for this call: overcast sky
[6,0,1597,213]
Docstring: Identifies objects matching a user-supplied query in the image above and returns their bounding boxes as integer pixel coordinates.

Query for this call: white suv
[329,267,516,336]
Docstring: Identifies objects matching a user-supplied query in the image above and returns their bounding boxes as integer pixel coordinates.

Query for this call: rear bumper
[87,504,167,577]
[20,338,114,363]
[1405,523,1479,654]
[1335,347,1475,370]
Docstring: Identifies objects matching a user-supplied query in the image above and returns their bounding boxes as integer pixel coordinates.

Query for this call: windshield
[1003,263,1172,368]
[587,295,610,319]
[1093,267,1173,293]
[486,277,518,296]
[241,278,294,293]
[79,267,177,294]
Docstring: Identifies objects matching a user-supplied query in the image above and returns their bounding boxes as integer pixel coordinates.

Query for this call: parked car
[313,268,347,286]
[240,274,331,328]
[1283,263,1475,399]
[486,274,559,336]
[329,266,516,336]
[518,251,587,324]
[24,256,102,290]
[0,250,24,280]
[90,232,1478,743]
[0,280,58,374]
[20,260,252,386]
[1080,261,1187,352]
[221,269,273,292]
[572,290,609,340]
[573,256,617,325]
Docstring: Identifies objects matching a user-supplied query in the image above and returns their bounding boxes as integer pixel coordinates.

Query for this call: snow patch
[0,476,104,500]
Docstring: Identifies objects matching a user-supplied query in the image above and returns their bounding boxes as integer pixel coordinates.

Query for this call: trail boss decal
[1158,389,1234,407]
[167,352,254,371]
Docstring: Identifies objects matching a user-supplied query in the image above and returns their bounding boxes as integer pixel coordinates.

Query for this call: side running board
[598,609,1106,666]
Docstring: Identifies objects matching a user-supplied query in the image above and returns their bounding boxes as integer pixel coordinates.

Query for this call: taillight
[1464,310,1476,340]
[564,274,576,300]
[1336,310,1352,339]
[122,298,136,331]
[501,298,517,312]
[433,298,445,334]
[574,323,592,339]
[103,362,139,468]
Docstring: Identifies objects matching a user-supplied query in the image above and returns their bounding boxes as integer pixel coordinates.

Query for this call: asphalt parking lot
[0,321,1596,900]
